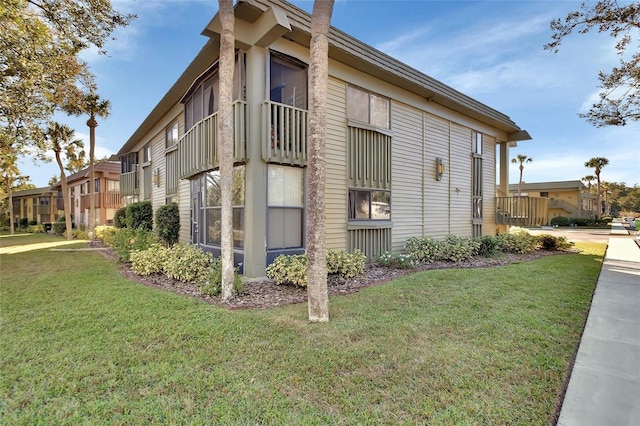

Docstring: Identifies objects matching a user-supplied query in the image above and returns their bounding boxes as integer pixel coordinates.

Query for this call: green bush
[125,201,153,230]
[111,227,159,262]
[155,203,180,246]
[52,217,67,235]
[26,224,45,233]
[266,254,308,287]
[497,227,538,254]
[163,243,212,286]
[18,217,28,229]
[95,225,118,246]
[405,236,444,263]
[550,216,571,226]
[28,219,37,226]
[72,229,90,240]
[113,207,127,228]
[475,235,501,257]
[199,258,244,296]
[377,251,417,269]
[326,249,366,278]
[441,235,480,262]
[130,243,170,275]
[537,234,574,251]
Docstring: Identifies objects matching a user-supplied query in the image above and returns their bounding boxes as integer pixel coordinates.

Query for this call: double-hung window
[204,165,245,249]
[267,165,304,249]
[347,85,390,130]
[472,131,483,237]
[165,121,179,196]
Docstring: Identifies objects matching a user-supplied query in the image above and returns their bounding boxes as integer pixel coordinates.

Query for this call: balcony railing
[81,192,122,210]
[549,199,577,214]
[120,171,139,196]
[496,196,549,227]
[262,101,307,167]
[178,101,247,179]
[37,205,51,215]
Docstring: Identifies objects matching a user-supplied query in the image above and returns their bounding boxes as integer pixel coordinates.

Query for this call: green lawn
[0,233,605,425]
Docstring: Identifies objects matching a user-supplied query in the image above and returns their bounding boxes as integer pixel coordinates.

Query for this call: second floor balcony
[262,101,307,167]
[496,196,549,227]
[80,192,122,210]
[178,101,247,180]
[120,171,139,197]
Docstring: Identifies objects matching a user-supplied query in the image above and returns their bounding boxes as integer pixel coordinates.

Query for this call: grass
[1,234,605,425]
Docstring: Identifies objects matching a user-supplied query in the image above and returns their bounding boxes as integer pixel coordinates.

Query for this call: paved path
[557,233,640,425]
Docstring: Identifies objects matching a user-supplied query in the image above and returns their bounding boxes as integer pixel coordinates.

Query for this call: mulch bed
[91,241,567,310]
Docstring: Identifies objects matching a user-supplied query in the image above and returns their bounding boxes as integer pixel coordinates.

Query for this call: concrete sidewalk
[557,235,640,425]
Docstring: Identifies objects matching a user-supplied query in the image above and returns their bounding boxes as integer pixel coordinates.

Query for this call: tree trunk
[7,176,15,235]
[596,172,601,219]
[54,149,73,240]
[306,0,334,323]
[88,117,97,237]
[218,0,236,301]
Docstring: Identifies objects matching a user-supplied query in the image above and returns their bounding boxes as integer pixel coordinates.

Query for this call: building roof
[508,180,587,191]
[11,187,56,198]
[119,0,530,155]
[50,161,121,189]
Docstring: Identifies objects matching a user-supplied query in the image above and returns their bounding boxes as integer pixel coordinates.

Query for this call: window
[267,165,304,249]
[472,131,483,237]
[204,165,245,248]
[106,179,120,192]
[121,152,138,173]
[143,166,152,200]
[269,52,307,109]
[540,191,549,197]
[94,178,100,193]
[165,121,179,149]
[40,197,49,205]
[348,189,391,220]
[347,86,390,129]
[143,144,151,164]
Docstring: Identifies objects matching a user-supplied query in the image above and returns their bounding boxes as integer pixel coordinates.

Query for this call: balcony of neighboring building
[495,196,549,227]
[80,192,122,210]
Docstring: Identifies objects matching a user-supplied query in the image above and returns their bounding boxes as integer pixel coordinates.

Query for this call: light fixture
[152,168,160,187]
[436,157,445,181]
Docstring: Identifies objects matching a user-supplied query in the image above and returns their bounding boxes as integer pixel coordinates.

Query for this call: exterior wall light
[153,168,160,187]
[436,157,445,181]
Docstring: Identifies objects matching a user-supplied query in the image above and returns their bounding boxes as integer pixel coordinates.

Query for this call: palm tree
[511,154,533,197]
[584,157,609,218]
[217,0,235,301]
[46,122,83,240]
[83,93,111,238]
[582,175,596,192]
[306,0,335,322]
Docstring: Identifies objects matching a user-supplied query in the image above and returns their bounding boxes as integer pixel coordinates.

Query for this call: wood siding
[423,113,450,239]
[391,102,423,252]
[325,77,347,251]
[449,123,472,236]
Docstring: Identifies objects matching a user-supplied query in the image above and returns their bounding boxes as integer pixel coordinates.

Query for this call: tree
[217,0,236,302]
[306,0,335,322]
[582,175,596,192]
[511,154,533,197]
[585,156,609,218]
[545,1,640,126]
[1,0,134,186]
[69,92,110,237]
[46,122,83,240]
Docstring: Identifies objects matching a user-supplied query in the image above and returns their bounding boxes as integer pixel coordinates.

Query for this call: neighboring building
[10,187,59,225]
[52,161,123,228]
[116,0,534,277]
[508,180,597,221]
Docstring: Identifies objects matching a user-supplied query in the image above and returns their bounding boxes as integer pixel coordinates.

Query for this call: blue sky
[21,0,639,188]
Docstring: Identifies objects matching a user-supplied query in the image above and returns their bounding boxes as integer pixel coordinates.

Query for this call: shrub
[475,235,501,257]
[18,217,28,229]
[125,201,153,230]
[111,227,159,262]
[164,243,212,286]
[52,217,67,235]
[266,254,308,287]
[550,216,571,227]
[497,227,538,254]
[155,203,180,246]
[28,219,37,226]
[441,235,480,262]
[405,236,444,263]
[72,229,90,240]
[95,226,118,246]
[27,224,45,233]
[113,207,127,228]
[326,249,366,278]
[130,243,170,275]
[537,234,574,251]
[199,258,244,296]
[377,251,417,269]
[570,217,590,227]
